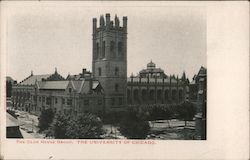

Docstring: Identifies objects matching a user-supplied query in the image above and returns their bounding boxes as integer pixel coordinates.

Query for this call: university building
[127,61,189,105]
[11,13,192,116]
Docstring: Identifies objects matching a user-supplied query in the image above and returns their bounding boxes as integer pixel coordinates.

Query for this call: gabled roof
[198,66,207,76]
[36,79,102,93]
[19,74,52,85]
[71,80,84,93]
[37,81,69,90]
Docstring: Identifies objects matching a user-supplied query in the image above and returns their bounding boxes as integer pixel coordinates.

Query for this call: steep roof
[19,74,51,85]
[37,81,69,90]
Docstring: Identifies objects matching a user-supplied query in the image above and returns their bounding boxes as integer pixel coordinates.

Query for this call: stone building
[190,66,207,139]
[92,14,127,112]
[127,61,189,105]
[31,79,104,116]
[12,69,65,112]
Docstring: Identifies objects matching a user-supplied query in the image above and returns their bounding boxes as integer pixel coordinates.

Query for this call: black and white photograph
[5,3,207,140]
[1,2,249,160]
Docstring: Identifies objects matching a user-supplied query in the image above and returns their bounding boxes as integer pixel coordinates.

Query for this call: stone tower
[92,13,127,112]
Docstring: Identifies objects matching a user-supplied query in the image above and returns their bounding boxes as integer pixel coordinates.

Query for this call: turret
[105,13,110,29]
[100,15,105,27]
[123,16,127,31]
[115,15,120,28]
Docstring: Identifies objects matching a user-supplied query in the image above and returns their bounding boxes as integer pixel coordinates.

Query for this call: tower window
[96,42,99,58]
[102,41,105,58]
[110,41,115,58]
[118,42,123,58]
[110,41,115,52]
[115,84,119,92]
[111,98,115,105]
[119,97,122,105]
[98,67,102,76]
[115,67,119,76]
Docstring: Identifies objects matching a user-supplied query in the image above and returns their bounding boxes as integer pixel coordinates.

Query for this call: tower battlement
[93,13,127,33]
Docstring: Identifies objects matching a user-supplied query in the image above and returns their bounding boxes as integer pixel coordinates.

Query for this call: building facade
[31,79,104,116]
[12,70,65,112]
[92,14,128,112]
[11,13,196,116]
[127,61,189,106]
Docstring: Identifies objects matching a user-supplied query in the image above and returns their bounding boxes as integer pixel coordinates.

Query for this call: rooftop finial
[31,70,33,76]
[55,67,57,74]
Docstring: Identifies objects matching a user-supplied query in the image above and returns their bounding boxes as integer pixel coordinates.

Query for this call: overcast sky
[5,2,206,82]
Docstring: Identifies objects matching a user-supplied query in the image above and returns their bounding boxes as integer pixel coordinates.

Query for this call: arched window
[102,41,106,58]
[172,90,177,102]
[98,68,101,76]
[165,90,169,101]
[110,41,115,52]
[115,84,119,92]
[157,90,162,102]
[115,67,119,76]
[142,89,147,101]
[96,42,99,59]
[118,42,123,58]
[127,89,131,103]
[149,90,155,101]
[133,89,139,103]
[179,90,183,101]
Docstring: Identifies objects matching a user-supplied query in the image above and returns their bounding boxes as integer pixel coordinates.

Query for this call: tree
[47,113,70,138]
[48,113,104,139]
[119,109,150,139]
[38,108,55,132]
[66,113,104,139]
[176,101,196,126]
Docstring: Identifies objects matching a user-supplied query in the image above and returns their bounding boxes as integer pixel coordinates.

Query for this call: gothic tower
[92,13,127,112]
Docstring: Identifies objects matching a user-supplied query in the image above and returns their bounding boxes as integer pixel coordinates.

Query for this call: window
[115,84,119,92]
[110,41,115,52]
[111,98,115,105]
[55,98,58,104]
[84,99,89,106]
[118,42,123,52]
[46,97,51,105]
[96,42,99,57]
[69,88,72,93]
[67,99,72,105]
[42,97,45,102]
[98,68,102,76]
[102,41,105,58]
[62,98,65,104]
[98,99,102,105]
[115,67,119,76]
[119,97,122,105]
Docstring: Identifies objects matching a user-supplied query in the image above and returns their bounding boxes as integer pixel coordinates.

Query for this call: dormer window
[69,88,72,93]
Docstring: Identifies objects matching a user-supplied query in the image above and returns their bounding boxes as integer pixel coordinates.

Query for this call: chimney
[82,68,86,75]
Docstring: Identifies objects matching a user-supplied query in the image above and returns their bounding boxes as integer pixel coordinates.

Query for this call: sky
[4,2,206,82]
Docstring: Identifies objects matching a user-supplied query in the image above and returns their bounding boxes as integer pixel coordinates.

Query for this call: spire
[181,71,186,80]
[31,70,33,76]
[100,15,105,27]
[115,14,120,27]
[55,67,57,74]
